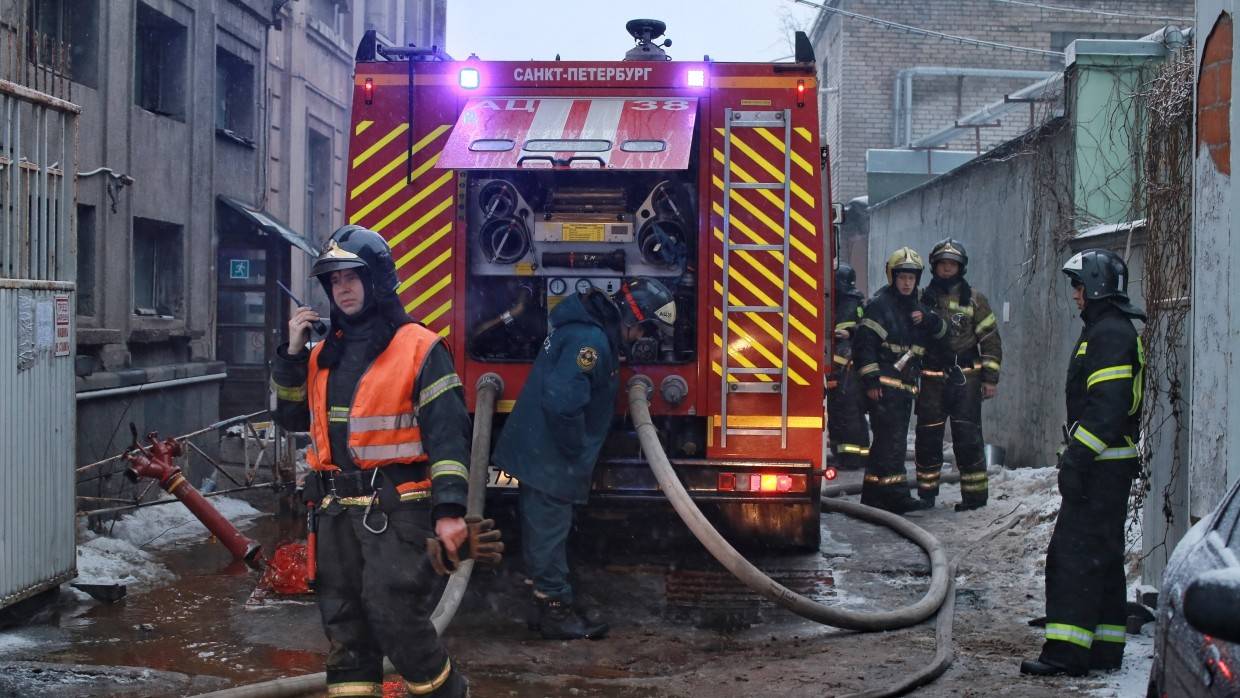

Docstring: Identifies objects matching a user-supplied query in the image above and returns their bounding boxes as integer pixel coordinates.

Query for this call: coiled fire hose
[193,374,503,698]
[626,376,949,632]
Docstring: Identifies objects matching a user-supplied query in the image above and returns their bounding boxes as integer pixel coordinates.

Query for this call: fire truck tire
[191,375,504,698]
[627,376,950,632]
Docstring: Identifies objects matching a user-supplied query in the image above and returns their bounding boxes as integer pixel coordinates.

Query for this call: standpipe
[191,374,504,698]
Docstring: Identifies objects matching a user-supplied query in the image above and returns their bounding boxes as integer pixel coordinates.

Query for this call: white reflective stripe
[350,442,425,460]
[1095,625,1126,643]
[349,413,419,431]
[860,318,888,340]
[430,460,469,479]
[418,373,463,407]
[1072,425,1106,454]
[1046,623,1094,648]
[1086,365,1133,390]
[1097,446,1139,461]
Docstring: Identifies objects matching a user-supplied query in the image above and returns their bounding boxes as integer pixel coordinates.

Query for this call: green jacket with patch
[491,291,621,504]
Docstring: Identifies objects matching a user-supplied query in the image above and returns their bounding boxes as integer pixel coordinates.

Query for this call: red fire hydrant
[125,432,262,564]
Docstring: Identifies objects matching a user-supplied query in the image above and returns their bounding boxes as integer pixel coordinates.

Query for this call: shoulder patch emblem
[577,346,599,372]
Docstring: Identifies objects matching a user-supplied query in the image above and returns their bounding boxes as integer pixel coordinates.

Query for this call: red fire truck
[343,20,835,548]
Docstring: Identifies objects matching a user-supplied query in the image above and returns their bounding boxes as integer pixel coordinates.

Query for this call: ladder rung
[728,382,783,394]
[727,367,782,375]
[727,305,782,313]
[728,243,784,252]
[731,120,785,128]
[729,182,784,190]
[725,428,783,436]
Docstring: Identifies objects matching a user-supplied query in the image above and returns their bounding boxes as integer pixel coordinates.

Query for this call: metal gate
[0,61,79,608]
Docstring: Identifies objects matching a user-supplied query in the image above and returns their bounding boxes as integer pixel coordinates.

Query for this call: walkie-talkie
[276,280,327,336]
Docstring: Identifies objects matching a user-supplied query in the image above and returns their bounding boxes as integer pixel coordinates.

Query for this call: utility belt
[306,464,433,535]
[922,352,982,384]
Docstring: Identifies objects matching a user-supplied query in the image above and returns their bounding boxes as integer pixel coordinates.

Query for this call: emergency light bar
[459,67,480,89]
[686,69,705,87]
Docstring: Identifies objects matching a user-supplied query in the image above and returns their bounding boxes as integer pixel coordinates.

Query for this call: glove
[1056,449,1088,502]
[426,516,505,576]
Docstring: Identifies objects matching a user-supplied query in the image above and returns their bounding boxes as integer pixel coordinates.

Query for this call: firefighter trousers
[519,483,576,602]
[827,368,870,470]
[1039,461,1133,672]
[861,390,915,508]
[915,370,987,505]
[315,500,467,697]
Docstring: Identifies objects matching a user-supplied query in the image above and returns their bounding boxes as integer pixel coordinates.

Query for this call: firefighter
[271,225,483,698]
[914,239,1003,511]
[853,248,946,514]
[491,278,676,640]
[826,263,869,470]
[1021,249,1145,677]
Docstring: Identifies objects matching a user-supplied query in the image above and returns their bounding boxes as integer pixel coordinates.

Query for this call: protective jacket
[920,278,1003,383]
[853,286,946,394]
[492,291,621,504]
[831,291,865,371]
[1062,302,1144,466]
[827,288,869,469]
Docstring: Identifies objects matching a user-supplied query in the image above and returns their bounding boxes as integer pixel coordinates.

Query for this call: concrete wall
[810,0,1194,206]
[867,122,1080,468]
[1191,1,1240,518]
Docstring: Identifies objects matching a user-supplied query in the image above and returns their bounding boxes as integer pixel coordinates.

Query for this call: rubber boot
[422,668,469,697]
[955,499,986,512]
[1019,658,1087,677]
[919,494,936,510]
[1089,644,1124,672]
[537,598,609,640]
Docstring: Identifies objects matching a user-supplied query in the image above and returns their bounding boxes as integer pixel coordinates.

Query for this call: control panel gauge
[548,278,567,295]
[575,278,595,294]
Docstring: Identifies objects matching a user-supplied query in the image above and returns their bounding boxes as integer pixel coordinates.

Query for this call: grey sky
[444,1,819,63]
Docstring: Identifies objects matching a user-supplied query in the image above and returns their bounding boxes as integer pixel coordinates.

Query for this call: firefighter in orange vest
[271,225,485,698]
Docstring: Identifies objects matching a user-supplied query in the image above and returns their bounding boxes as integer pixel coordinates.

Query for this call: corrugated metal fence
[0,71,79,608]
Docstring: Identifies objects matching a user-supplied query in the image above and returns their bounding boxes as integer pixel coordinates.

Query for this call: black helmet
[835,263,857,293]
[311,225,399,304]
[929,238,968,274]
[1062,249,1144,317]
[616,277,676,330]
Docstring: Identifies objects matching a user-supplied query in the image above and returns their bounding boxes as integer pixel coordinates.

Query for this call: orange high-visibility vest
[306,323,441,471]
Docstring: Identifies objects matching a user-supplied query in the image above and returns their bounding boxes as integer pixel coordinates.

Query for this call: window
[28,0,99,87]
[309,0,351,43]
[306,129,333,246]
[76,204,95,316]
[216,48,256,142]
[132,217,184,317]
[134,3,187,119]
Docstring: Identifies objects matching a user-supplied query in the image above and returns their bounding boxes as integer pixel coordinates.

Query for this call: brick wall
[814,0,1195,203]
[1198,13,1233,174]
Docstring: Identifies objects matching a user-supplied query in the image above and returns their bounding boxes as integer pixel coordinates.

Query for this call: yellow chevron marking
[753,127,815,177]
[405,274,452,313]
[713,280,818,372]
[353,123,409,169]
[438,326,451,338]
[396,248,452,294]
[712,175,818,263]
[394,221,453,270]
[355,120,374,135]
[713,415,823,429]
[711,200,818,289]
[389,199,454,250]
[420,299,452,326]
[351,125,450,200]
[714,149,816,230]
[712,334,772,382]
[711,360,740,382]
[718,137,815,210]
[350,154,443,224]
[795,127,813,142]
[370,171,454,233]
[712,229,817,318]
[711,252,818,350]
[713,305,810,385]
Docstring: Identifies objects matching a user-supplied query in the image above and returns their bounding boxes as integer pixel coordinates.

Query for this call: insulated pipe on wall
[191,374,505,698]
[892,67,1057,146]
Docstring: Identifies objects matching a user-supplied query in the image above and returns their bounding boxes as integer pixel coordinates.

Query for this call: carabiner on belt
[362,468,389,535]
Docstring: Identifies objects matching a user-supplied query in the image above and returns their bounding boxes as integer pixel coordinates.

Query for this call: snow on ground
[74,496,262,596]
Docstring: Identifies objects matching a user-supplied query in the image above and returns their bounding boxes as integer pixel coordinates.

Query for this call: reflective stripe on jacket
[306,323,441,470]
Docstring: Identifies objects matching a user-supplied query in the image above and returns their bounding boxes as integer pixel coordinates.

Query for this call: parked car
[1148,478,1240,697]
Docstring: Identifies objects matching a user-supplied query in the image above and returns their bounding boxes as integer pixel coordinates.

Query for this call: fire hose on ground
[192,374,504,698]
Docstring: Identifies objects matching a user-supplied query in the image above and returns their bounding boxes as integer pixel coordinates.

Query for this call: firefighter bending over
[491,278,676,640]
[271,225,489,698]
[914,239,1003,511]
[826,263,870,470]
[853,248,946,514]
[1021,249,1145,677]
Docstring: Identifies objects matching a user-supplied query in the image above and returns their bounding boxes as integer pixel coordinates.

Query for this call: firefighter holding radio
[492,277,676,640]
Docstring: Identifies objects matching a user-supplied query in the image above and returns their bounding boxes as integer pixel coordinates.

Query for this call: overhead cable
[792,0,1065,58]
[989,0,1193,23]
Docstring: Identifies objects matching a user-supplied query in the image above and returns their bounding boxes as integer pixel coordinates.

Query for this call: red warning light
[796,79,806,107]
[363,77,374,105]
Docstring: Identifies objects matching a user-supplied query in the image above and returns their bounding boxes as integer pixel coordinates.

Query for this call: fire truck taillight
[686,69,705,87]
[459,68,481,89]
[796,79,806,107]
[363,77,374,105]
[824,467,838,481]
[717,473,807,493]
